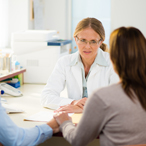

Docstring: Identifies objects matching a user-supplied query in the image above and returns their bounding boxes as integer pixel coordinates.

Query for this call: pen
[1,90,4,95]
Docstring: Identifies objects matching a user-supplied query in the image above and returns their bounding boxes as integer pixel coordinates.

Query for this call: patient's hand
[47,118,60,133]
[54,112,72,125]
[71,97,88,109]
[54,104,83,113]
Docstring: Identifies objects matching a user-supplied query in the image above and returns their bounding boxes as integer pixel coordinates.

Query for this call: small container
[15,61,20,70]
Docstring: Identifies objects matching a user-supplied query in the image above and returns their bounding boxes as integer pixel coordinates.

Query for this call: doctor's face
[74,27,103,61]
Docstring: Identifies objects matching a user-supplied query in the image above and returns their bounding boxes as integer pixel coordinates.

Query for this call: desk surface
[1,84,99,146]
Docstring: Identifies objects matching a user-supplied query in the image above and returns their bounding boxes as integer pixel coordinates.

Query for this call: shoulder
[99,48,109,58]
[91,83,124,104]
[57,51,78,66]
[97,48,111,66]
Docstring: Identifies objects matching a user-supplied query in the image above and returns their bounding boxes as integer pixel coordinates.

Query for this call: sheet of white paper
[2,103,24,114]
[24,111,73,122]
[44,97,73,110]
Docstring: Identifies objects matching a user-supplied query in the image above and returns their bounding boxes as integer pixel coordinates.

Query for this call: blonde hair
[74,17,107,51]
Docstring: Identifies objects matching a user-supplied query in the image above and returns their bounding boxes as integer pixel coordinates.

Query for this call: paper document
[44,97,73,110]
[1,98,7,103]
[2,103,24,114]
[24,111,73,122]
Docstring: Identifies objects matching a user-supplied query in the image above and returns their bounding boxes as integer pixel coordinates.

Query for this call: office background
[0,1,146,145]
[0,0,146,52]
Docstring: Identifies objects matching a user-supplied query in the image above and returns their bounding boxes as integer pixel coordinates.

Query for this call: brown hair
[74,17,107,52]
[110,27,146,110]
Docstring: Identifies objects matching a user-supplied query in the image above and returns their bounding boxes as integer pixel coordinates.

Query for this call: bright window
[0,0,9,48]
[71,0,111,53]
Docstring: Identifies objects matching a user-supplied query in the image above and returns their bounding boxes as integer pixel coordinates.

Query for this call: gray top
[60,83,146,146]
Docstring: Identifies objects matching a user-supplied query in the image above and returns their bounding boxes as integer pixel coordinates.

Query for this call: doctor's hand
[54,112,72,125]
[54,104,83,113]
[71,97,88,109]
[47,118,60,133]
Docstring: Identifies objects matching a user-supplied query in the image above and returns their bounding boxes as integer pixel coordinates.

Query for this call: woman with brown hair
[41,17,119,113]
[54,27,146,146]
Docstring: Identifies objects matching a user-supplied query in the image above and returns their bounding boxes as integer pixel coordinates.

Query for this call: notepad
[24,111,73,122]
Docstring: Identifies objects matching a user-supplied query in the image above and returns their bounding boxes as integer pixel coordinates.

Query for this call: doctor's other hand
[54,112,72,125]
[71,97,88,109]
[47,118,60,133]
[54,104,83,113]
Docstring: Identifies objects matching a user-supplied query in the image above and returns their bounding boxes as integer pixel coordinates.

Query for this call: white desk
[2,84,100,146]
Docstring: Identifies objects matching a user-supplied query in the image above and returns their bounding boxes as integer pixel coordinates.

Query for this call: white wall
[8,0,71,47]
[8,0,33,47]
[8,0,146,48]
[43,0,71,39]
[111,0,146,37]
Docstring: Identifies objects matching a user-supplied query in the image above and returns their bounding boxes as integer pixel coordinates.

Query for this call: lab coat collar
[69,48,109,67]
[69,51,80,66]
[96,48,109,67]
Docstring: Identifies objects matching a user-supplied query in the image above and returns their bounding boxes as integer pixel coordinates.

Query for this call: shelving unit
[0,68,26,83]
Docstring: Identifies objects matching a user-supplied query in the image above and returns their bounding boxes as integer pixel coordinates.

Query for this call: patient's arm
[47,118,59,133]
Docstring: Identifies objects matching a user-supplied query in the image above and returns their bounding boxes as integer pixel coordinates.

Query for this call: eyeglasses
[76,36,101,46]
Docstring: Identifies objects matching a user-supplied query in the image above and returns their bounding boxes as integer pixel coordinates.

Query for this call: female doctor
[41,17,119,113]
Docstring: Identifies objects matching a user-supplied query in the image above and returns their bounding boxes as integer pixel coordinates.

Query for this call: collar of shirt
[69,48,109,67]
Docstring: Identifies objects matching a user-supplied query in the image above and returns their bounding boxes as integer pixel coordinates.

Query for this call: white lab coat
[41,48,119,109]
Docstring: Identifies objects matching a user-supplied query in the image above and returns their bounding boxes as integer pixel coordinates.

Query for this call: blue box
[7,81,20,88]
